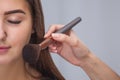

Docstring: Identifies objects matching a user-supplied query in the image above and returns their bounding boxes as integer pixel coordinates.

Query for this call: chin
[0,58,12,65]
[0,55,23,65]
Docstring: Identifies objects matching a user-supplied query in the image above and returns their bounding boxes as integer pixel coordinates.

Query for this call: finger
[48,40,63,54]
[48,41,62,51]
[51,31,80,47]
[49,44,57,50]
[48,44,58,53]
[49,48,58,53]
[44,24,64,38]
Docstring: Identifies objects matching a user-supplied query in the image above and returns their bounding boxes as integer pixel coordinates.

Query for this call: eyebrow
[5,9,26,15]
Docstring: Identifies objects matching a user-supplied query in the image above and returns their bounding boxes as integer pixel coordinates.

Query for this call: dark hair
[26,0,65,80]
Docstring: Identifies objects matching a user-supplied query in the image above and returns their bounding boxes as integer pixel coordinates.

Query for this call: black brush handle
[55,17,81,33]
[40,17,82,49]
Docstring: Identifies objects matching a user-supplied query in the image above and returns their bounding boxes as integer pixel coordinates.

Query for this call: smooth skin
[0,0,36,80]
[44,25,120,80]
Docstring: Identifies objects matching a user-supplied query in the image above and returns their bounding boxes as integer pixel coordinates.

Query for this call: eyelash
[7,20,21,24]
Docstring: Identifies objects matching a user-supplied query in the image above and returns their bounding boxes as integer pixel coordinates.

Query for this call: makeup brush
[22,17,82,64]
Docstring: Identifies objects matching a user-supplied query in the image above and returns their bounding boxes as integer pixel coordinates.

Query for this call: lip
[0,46,11,54]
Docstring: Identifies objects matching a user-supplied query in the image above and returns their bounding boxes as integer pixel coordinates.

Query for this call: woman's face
[0,0,33,64]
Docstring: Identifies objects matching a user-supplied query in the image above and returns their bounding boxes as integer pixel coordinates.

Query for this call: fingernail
[44,34,48,38]
[52,33,59,38]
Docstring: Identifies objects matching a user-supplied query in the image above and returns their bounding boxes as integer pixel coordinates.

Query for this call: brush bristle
[22,44,41,64]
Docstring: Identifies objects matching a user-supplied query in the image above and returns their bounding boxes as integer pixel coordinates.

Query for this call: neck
[0,57,28,80]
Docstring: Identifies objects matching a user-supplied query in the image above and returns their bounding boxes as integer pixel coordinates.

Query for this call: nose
[0,24,6,41]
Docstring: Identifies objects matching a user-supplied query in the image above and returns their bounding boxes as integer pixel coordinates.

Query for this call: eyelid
[5,15,24,24]
[7,20,22,24]
[5,13,25,21]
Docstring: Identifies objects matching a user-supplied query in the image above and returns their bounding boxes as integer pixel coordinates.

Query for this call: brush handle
[55,17,81,33]
[40,17,82,49]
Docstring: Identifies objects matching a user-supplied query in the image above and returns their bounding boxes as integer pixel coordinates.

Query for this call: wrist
[78,52,96,67]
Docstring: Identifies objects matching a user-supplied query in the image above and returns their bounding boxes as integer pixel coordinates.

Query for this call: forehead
[0,0,30,14]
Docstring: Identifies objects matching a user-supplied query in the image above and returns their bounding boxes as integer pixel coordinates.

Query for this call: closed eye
[7,20,21,24]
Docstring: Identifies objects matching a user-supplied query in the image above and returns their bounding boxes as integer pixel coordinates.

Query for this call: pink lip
[0,46,11,54]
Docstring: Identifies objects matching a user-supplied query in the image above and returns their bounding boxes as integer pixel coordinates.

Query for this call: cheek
[14,29,32,46]
[0,22,33,64]
[7,24,33,52]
